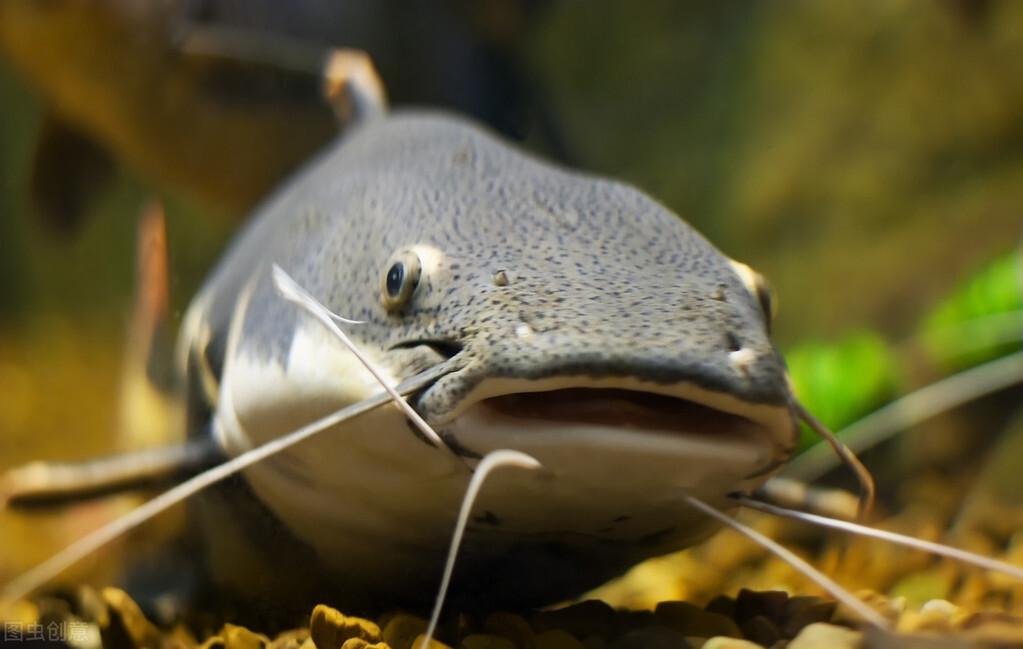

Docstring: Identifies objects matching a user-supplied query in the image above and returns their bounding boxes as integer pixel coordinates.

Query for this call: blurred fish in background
[0,0,562,591]
[0,0,561,236]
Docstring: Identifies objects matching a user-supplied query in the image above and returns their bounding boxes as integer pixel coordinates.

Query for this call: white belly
[212,316,782,602]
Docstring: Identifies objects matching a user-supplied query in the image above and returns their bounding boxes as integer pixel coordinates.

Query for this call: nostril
[724,331,742,353]
[424,341,464,359]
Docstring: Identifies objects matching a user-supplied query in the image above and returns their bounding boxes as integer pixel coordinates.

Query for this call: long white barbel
[681,494,891,628]
[419,450,542,649]
[272,266,544,649]
[272,264,458,458]
[793,399,876,519]
[784,350,1023,482]
[735,495,1023,581]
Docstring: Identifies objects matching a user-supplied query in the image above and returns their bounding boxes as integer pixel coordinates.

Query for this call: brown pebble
[33,594,72,625]
[960,620,1023,645]
[310,605,382,649]
[787,623,862,649]
[739,615,781,647]
[704,596,735,620]
[383,615,428,649]
[612,610,655,634]
[339,640,393,649]
[653,601,742,638]
[609,626,691,649]
[896,600,961,636]
[410,634,451,649]
[702,637,762,649]
[533,601,617,640]
[580,635,606,649]
[958,610,1023,630]
[483,612,534,648]
[833,591,899,627]
[461,633,516,649]
[953,610,1023,642]
[165,625,199,649]
[920,599,959,618]
[220,623,272,649]
[735,589,788,625]
[100,587,164,649]
[863,627,980,649]
[73,585,109,626]
[200,635,227,649]
[270,629,311,649]
[782,598,835,638]
[534,629,584,649]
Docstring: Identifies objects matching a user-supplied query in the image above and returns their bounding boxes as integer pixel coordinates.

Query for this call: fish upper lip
[416,349,789,415]
[415,374,799,482]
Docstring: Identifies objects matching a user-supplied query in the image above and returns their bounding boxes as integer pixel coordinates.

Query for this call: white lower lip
[445,391,780,494]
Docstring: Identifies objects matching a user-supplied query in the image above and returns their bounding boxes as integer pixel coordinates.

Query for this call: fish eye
[381,249,423,310]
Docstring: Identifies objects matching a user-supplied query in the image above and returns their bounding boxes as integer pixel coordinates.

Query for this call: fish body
[180,111,798,612]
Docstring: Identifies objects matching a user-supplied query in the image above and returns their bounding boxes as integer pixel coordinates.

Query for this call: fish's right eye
[381,250,423,310]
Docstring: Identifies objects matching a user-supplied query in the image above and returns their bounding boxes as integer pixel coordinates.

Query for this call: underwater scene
[3,2,1023,648]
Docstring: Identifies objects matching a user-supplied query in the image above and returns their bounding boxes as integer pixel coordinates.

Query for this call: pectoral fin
[1,438,220,509]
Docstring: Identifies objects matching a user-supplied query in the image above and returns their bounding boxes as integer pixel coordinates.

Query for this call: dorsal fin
[177,22,388,127]
[321,49,388,124]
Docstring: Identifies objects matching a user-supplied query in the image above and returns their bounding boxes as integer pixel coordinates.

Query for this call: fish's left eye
[381,250,423,310]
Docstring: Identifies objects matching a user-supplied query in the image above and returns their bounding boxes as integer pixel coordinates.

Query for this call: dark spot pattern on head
[194,111,788,419]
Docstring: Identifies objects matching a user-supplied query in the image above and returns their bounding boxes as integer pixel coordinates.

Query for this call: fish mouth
[398,340,798,479]
[482,388,755,438]
[428,375,799,484]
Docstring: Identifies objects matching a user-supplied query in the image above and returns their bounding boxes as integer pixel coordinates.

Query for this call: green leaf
[786,332,901,450]
[921,250,1023,371]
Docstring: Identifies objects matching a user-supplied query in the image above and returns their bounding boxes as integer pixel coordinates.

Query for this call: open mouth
[424,378,798,506]
[483,388,756,438]
[429,375,798,479]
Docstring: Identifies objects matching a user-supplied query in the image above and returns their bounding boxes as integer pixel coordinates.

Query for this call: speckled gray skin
[182,110,798,615]
[195,112,786,411]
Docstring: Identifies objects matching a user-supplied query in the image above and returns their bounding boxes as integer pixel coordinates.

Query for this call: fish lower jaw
[446,401,776,496]
[435,377,796,492]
